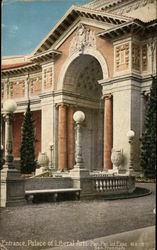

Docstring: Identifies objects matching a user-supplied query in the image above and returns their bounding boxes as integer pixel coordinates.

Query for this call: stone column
[73,111,85,169]
[1,99,25,207]
[67,105,75,169]
[4,113,14,169]
[58,103,67,170]
[103,94,113,170]
[54,105,58,170]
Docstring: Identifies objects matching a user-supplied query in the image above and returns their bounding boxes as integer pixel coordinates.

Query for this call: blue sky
[2,0,91,56]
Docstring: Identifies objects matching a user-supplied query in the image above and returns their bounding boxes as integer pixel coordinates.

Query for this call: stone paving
[0,183,156,250]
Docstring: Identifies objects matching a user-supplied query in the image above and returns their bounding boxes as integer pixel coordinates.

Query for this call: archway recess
[57,51,106,171]
[58,48,109,91]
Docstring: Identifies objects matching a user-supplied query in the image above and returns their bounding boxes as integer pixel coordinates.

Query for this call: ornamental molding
[114,0,154,15]
[69,24,96,56]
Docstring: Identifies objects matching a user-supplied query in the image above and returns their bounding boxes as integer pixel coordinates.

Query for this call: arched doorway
[57,53,106,171]
[64,54,103,171]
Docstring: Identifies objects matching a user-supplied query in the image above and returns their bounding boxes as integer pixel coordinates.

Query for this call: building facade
[1,0,157,175]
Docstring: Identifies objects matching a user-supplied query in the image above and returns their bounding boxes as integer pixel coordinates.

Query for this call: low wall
[25,174,135,199]
[72,175,136,198]
[25,177,73,190]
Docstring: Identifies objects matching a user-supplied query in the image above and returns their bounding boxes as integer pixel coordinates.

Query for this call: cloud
[2,23,19,35]
[12,25,19,31]
[2,23,6,28]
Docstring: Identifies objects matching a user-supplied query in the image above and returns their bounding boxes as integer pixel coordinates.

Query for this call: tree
[20,101,36,174]
[140,76,157,179]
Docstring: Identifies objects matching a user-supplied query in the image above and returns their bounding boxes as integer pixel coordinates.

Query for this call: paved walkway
[47,226,155,250]
[0,183,156,250]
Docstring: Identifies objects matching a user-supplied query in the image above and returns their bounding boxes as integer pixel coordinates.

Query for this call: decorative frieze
[114,0,154,15]
[69,24,96,56]
[1,81,4,99]
[30,76,42,96]
[132,43,140,71]
[9,80,25,99]
[142,44,147,71]
[43,67,53,90]
[115,43,129,72]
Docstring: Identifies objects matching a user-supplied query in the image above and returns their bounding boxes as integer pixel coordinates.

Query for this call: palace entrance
[57,53,113,172]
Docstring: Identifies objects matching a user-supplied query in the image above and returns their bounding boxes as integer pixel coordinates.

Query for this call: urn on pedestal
[36,152,49,175]
[111,149,123,172]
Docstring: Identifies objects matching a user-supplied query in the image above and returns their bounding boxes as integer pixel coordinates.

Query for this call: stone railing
[25,173,135,200]
[95,177,128,193]
[72,173,136,198]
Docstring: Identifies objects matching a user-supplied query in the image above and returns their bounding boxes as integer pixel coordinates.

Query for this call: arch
[57,48,109,90]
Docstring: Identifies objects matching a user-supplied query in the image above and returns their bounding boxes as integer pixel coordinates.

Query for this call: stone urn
[36,152,49,174]
[111,149,123,170]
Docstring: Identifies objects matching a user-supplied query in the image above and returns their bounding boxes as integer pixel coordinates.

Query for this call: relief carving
[115,43,129,72]
[1,81,4,99]
[30,76,42,95]
[69,24,96,56]
[142,44,147,71]
[115,0,152,14]
[10,82,14,98]
[132,43,140,71]
[43,67,53,90]
[9,80,25,98]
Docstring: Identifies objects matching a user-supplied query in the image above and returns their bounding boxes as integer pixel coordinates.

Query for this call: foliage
[20,101,36,174]
[140,76,157,179]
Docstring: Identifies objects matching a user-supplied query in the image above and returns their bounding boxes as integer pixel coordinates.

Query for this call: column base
[0,167,26,208]
[69,166,90,178]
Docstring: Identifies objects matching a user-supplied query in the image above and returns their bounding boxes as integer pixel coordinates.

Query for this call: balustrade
[95,176,129,193]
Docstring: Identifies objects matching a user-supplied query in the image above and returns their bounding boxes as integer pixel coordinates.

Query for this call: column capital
[101,93,112,100]
[55,103,69,108]
[55,103,77,109]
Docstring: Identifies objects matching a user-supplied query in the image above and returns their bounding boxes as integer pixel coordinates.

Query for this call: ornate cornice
[2,63,41,77]
[98,19,157,40]
[29,49,61,64]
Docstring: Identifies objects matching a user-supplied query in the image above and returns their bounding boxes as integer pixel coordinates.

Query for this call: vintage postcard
[0,0,156,249]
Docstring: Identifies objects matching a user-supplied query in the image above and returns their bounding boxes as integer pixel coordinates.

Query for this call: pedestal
[1,102,26,207]
[69,167,90,178]
[1,167,26,207]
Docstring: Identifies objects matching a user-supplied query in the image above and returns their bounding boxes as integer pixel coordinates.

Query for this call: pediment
[31,5,131,57]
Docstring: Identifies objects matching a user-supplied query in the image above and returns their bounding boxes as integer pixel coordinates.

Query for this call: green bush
[140,76,157,179]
